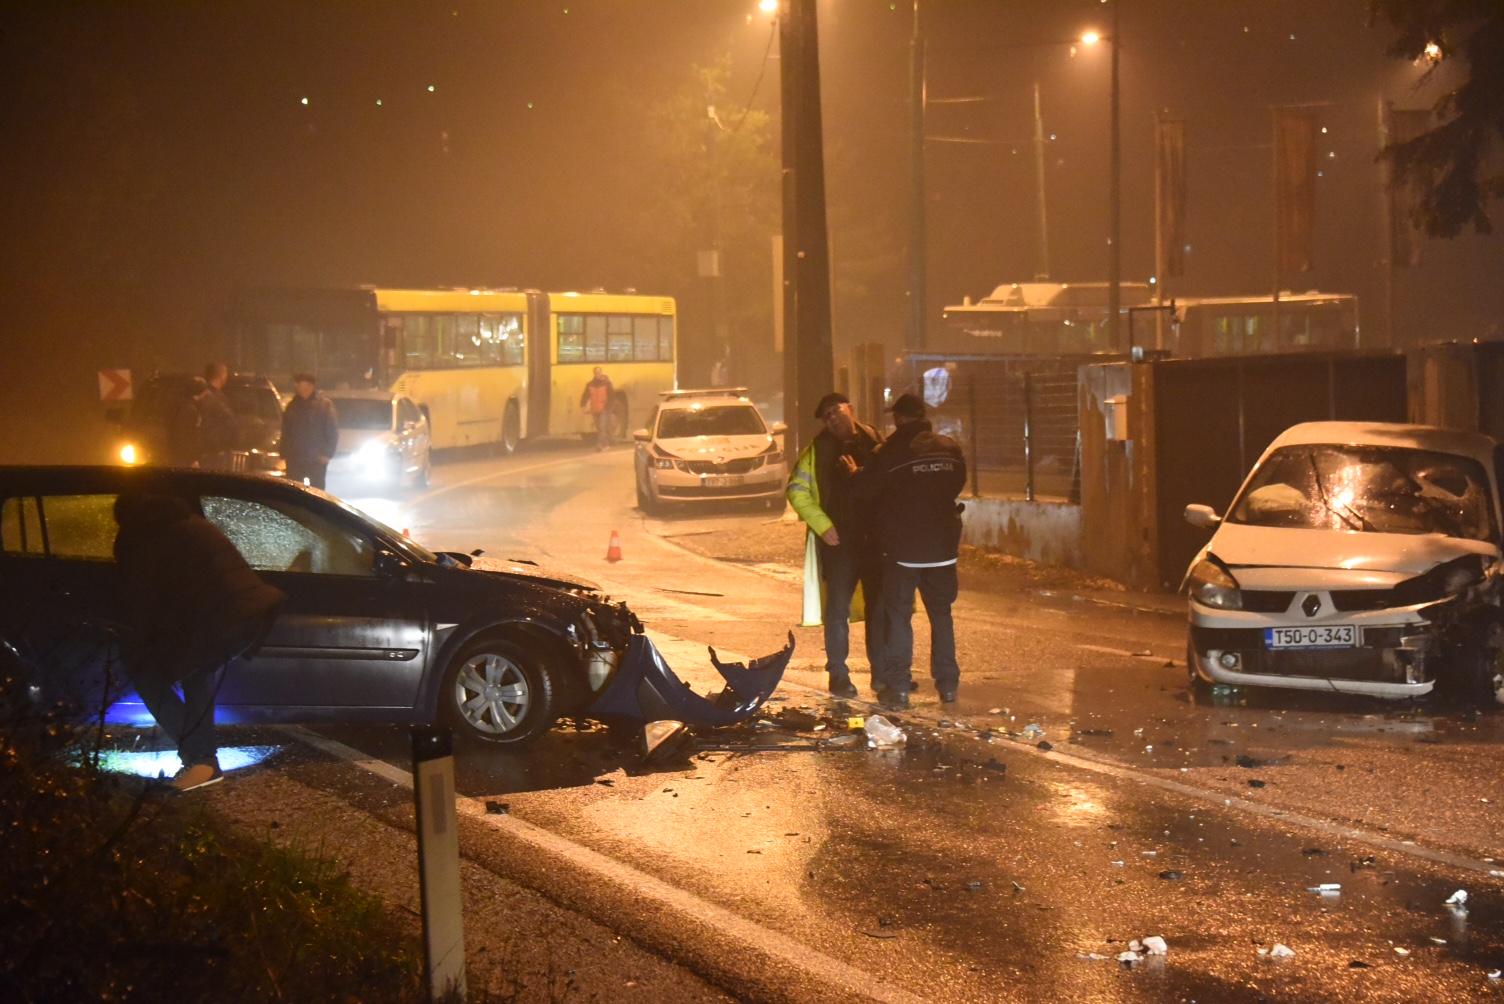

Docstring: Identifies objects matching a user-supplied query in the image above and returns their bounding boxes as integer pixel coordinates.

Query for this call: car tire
[417,450,432,488]
[636,475,661,515]
[499,401,522,456]
[441,637,559,745]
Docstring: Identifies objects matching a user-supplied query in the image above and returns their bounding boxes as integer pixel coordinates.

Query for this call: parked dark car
[110,372,284,473]
[0,466,789,745]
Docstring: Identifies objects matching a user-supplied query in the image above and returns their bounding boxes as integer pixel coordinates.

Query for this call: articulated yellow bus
[228,287,677,451]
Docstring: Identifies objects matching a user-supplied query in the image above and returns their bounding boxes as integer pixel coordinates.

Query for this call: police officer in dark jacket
[847,392,967,709]
[113,493,284,792]
[197,362,239,470]
[280,372,340,489]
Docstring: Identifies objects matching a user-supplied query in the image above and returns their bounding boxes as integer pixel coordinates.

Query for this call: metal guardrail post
[412,726,466,1002]
[1023,372,1036,502]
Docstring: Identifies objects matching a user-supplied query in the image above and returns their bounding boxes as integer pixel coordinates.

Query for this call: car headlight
[1188,558,1242,610]
[118,442,140,466]
[759,441,783,464]
[649,446,676,470]
[1394,554,1487,606]
[351,439,395,469]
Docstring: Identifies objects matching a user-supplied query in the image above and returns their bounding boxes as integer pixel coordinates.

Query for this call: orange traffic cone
[605,530,623,562]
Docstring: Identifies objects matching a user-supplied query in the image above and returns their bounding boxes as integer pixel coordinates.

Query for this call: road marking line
[413,452,587,505]
[288,727,924,1004]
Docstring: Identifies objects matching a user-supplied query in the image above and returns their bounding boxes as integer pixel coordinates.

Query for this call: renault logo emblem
[1302,594,1322,618]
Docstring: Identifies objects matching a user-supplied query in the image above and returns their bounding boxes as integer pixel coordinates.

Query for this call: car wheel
[498,401,522,456]
[441,638,559,745]
[417,450,432,488]
[636,475,661,515]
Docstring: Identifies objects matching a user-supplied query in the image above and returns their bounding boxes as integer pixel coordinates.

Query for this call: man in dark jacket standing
[280,372,340,489]
[113,493,284,792]
[847,393,967,709]
[197,362,238,470]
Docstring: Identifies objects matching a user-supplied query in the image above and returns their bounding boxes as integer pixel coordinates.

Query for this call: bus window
[585,315,607,361]
[607,315,633,361]
[633,317,657,360]
[658,317,674,361]
[558,315,584,363]
[433,315,459,366]
[404,315,434,368]
[454,315,481,366]
[479,314,523,366]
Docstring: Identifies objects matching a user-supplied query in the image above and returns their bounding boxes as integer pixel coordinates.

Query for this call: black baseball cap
[813,391,849,419]
[888,392,926,419]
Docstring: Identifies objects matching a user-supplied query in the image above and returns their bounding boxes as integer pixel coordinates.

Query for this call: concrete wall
[961,497,1083,568]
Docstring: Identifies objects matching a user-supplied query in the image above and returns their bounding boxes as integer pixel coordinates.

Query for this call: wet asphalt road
[292,443,1504,1001]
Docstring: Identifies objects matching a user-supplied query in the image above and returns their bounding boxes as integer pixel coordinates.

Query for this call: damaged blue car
[0,466,793,748]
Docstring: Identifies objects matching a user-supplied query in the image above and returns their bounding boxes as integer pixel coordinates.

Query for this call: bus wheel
[607,395,629,444]
[500,401,521,455]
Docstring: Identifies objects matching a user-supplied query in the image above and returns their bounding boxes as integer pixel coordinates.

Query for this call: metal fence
[900,355,1087,501]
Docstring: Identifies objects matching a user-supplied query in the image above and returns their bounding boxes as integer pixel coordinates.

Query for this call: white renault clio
[1184,422,1504,703]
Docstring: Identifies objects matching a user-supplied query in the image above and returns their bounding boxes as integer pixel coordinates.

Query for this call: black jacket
[280,392,340,466]
[197,386,239,457]
[113,494,284,671]
[811,422,882,540]
[853,419,967,565]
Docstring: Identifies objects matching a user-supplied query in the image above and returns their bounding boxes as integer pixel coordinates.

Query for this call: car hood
[656,435,770,461]
[1209,522,1500,575]
[467,555,602,593]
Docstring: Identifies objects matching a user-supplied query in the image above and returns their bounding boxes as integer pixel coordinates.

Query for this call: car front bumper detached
[585,632,794,736]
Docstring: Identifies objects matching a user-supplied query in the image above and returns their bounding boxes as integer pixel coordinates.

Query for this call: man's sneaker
[828,676,859,700]
[938,688,958,704]
[170,762,223,793]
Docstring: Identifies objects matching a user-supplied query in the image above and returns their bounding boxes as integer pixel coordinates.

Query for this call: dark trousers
[593,410,611,450]
[287,459,328,490]
[877,562,959,694]
[819,541,884,681]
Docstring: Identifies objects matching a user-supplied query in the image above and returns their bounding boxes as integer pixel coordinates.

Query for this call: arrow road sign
[98,369,132,402]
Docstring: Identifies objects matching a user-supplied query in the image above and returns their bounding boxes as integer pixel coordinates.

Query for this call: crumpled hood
[657,435,770,461]
[467,555,601,593]
[1209,521,1500,575]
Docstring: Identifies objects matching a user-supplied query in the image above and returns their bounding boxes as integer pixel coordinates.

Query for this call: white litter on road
[1445,889,1468,907]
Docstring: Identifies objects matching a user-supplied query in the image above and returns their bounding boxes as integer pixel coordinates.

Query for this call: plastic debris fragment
[1307,883,1342,894]
[1258,943,1295,959]
[864,715,906,748]
[1021,723,1046,740]
[1445,889,1468,907]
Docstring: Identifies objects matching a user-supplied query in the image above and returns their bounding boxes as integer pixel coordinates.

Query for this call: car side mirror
[374,548,412,577]
[1183,504,1222,529]
[632,428,651,442]
[769,421,788,435]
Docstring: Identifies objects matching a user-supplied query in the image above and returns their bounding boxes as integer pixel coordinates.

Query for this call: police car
[631,389,787,513]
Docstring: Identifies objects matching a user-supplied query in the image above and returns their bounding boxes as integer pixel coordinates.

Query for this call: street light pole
[907,0,927,351]
[1107,0,1122,351]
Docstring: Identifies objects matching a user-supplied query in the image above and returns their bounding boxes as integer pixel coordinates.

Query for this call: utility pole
[779,0,835,453]
[1106,0,1122,351]
[907,0,927,351]
[1031,81,1051,281]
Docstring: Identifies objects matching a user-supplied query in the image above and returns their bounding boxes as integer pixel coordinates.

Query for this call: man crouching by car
[114,493,283,792]
[844,392,967,710]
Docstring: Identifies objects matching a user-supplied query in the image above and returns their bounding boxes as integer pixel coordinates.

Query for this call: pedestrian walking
[846,392,967,710]
[280,372,339,489]
[197,362,238,470]
[580,366,614,450]
[112,493,284,792]
[787,391,885,699]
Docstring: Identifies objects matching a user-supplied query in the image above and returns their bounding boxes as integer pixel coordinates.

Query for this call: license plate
[704,475,744,487]
[1264,625,1358,650]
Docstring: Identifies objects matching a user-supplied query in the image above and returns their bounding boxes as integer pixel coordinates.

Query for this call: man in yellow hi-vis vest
[786,392,884,698]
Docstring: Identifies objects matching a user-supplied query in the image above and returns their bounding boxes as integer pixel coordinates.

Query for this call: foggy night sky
[0,0,1500,462]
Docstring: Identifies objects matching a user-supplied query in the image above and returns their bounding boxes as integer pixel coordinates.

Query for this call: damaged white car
[1183,422,1504,703]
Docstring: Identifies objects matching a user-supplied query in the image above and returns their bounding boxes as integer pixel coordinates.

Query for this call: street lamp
[1080,11,1121,351]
